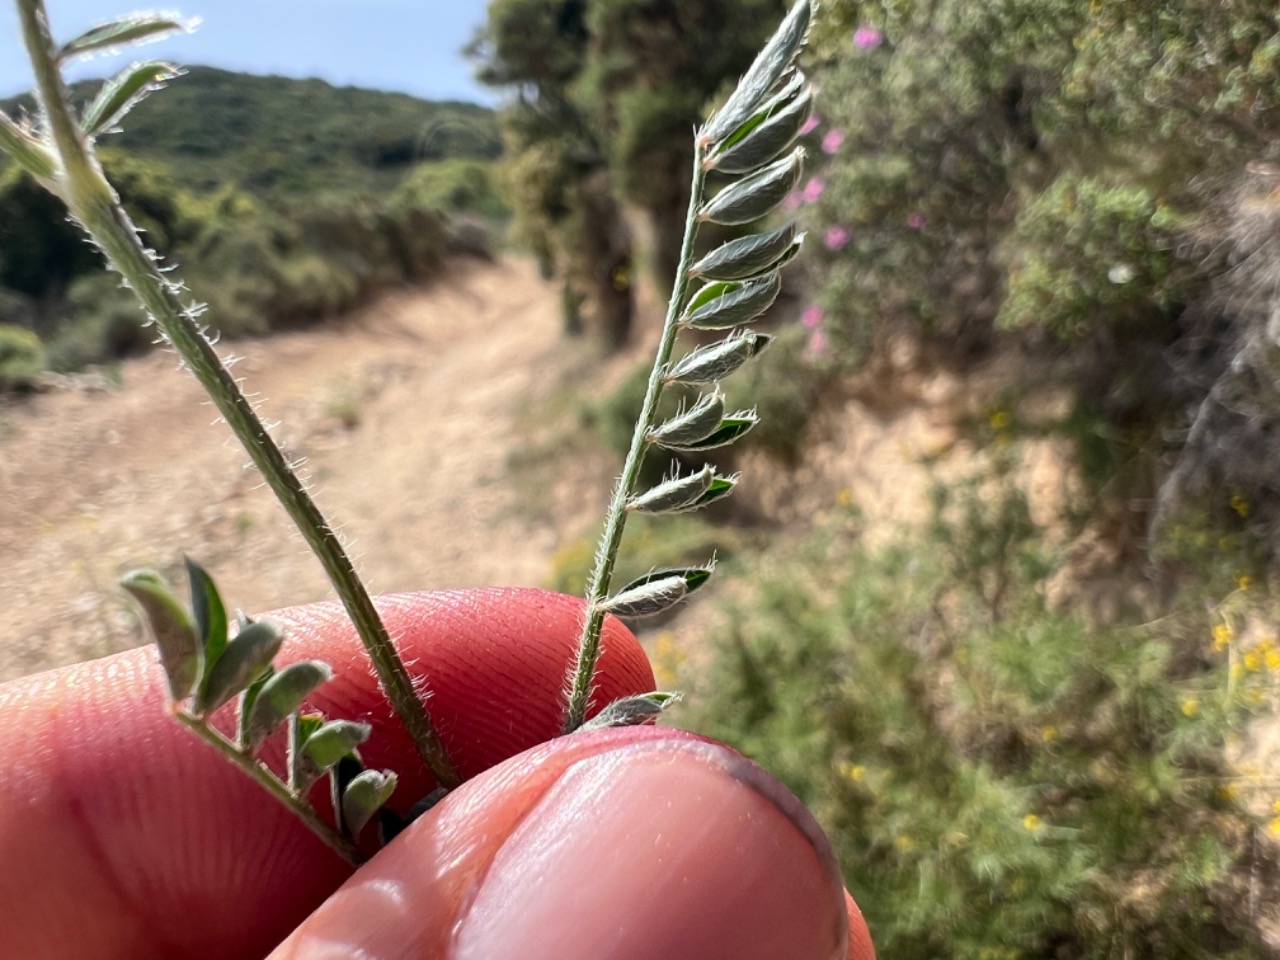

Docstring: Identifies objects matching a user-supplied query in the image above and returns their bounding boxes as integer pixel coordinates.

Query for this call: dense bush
[681,460,1273,959]
[0,323,44,390]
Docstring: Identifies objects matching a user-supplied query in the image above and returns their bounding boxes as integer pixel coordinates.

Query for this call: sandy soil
[0,257,611,681]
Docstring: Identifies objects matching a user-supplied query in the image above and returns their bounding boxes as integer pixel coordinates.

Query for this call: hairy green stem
[13,0,459,790]
[174,711,362,865]
[565,141,708,733]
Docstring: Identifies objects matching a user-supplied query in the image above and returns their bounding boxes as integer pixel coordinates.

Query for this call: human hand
[0,589,874,959]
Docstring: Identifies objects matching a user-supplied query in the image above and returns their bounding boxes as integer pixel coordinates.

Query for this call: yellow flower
[1271,799,1280,814]
[836,488,854,508]
[1231,493,1250,518]
[1022,814,1042,831]
[1217,784,1239,803]
[836,762,866,783]
[894,834,915,852]
[1213,623,1234,651]
[1181,699,1199,717]
[1266,649,1280,672]
[1237,573,1253,590]
[989,410,1011,431]
[1040,726,1058,742]
[1269,817,1280,838]
[1245,650,1262,672]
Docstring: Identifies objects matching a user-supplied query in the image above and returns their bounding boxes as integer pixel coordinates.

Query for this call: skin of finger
[0,588,654,960]
[270,727,856,960]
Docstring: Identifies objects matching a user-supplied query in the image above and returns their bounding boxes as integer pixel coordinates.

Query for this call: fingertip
[273,728,850,960]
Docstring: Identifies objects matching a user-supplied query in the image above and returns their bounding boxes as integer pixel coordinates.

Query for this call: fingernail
[453,738,848,960]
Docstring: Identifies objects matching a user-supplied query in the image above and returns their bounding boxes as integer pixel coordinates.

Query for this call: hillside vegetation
[0,67,506,382]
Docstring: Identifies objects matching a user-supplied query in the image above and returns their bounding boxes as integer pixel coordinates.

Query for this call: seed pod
[649,390,726,448]
[691,224,800,280]
[703,0,813,146]
[712,90,813,175]
[665,332,773,384]
[699,148,806,226]
[683,274,781,330]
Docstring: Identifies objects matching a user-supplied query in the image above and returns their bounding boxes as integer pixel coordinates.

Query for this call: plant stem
[564,141,708,733]
[14,0,459,790]
[174,711,362,865]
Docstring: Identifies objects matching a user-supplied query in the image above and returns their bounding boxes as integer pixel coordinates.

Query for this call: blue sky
[0,1,497,103]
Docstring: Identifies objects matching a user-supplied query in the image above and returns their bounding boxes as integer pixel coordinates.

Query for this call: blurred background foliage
[0,67,507,383]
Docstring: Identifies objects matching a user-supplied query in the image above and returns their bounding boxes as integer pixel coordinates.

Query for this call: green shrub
[998,174,1183,340]
[391,159,507,219]
[681,462,1268,960]
[0,323,44,390]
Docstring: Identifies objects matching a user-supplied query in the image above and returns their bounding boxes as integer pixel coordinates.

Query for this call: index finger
[0,588,653,960]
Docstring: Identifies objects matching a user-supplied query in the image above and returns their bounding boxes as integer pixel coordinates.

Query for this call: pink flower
[821,128,845,154]
[808,329,830,357]
[824,226,851,251]
[799,113,821,136]
[802,305,824,329]
[906,211,926,230]
[782,191,803,212]
[853,26,883,50]
[802,177,825,203]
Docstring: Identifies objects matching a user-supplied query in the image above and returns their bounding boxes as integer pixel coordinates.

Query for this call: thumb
[271,727,870,960]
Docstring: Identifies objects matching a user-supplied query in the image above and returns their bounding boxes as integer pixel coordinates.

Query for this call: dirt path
[0,257,602,681]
